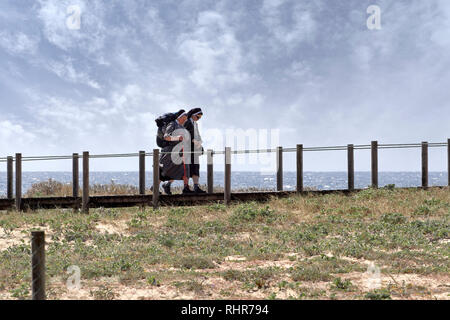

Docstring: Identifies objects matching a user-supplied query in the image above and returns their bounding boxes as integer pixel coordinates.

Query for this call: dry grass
[22,179,285,198]
[0,187,449,300]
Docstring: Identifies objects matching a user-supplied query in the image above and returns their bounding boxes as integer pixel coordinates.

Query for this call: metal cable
[1,142,448,162]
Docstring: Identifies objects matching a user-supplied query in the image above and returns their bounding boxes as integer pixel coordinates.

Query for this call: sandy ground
[1,220,449,300]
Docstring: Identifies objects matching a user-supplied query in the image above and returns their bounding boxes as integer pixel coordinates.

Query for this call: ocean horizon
[0,171,447,195]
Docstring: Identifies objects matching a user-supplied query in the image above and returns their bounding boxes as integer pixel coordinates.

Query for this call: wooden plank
[276,146,283,191]
[296,144,303,193]
[139,151,146,195]
[82,151,89,213]
[15,153,22,211]
[348,144,354,191]
[207,149,213,194]
[224,147,231,205]
[371,141,378,188]
[422,141,428,188]
[7,156,13,200]
[31,231,46,300]
[153,149,160,209]
[0,199,14,210]
[72,153,79,198]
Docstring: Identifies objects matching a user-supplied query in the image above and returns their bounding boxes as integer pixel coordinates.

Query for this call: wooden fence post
[139,151,146,195]
[152,149,160,209]
[224,147,231,205]
[297,144,303,193]
[371,141,378,188]
[82,152,89,213]
[422,142,428,189]
[15,153,22,211]
[447,138,450,187]
[207,149,213,194]
[31,231,45,300]
[276,146,283,192]
[7,156,13,200]
[348,145,354,191]
[72,153,79,198]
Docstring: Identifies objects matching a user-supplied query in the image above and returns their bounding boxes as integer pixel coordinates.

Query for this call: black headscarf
[187,108,203,119]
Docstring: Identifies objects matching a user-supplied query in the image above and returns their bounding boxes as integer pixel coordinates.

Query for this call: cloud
[0,1,449,171]
[46,58,101,89]
[260,0,318,50]
[37,0,106,53]
[0,31,39,55]
[177,10,251,93]
[0,119,36,153]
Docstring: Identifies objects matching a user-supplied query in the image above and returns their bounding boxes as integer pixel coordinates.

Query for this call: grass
[0,187,449,300]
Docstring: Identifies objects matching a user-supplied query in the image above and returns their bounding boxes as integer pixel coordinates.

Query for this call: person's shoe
[194,186,206,194]
[182,186,194,194]
[162,182,172,195]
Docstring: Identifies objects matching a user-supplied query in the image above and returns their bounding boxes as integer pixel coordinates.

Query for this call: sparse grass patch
[0,187,448,300]
[175,256,215,270]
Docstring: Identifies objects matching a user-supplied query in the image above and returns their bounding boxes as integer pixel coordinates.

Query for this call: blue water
[0,171,447,195]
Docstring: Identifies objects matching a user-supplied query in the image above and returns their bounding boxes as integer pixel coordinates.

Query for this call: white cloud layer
[0,0,449,171]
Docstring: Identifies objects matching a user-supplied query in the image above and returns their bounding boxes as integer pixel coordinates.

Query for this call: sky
[0,0,449,172]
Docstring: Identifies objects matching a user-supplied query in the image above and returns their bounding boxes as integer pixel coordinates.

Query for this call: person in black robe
[184,108,206,193]
[159,112,193,194]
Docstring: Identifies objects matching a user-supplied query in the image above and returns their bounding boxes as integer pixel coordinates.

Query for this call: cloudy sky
[0,0,449,171]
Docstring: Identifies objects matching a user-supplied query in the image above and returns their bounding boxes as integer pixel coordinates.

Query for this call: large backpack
[155,109,185,148]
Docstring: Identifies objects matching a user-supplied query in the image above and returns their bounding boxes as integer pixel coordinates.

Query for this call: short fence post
[152,149,160,209]
[296,144,303,193]
[139,151,146,195]
[7,156,13,200]
[276,146,283,191]
[15,153,22,211]
[224,147,231,205]
[371,141,378,188]
[447,138,450,187]
[72,153,79,198]
[422,142,428,189]
[82,151,89,213]
[348,144,354,191]
[207,149,213,194]
[31,231,45,300]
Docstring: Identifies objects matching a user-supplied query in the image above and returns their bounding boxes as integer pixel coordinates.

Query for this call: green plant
[90,285,116,300]
[381,212,406,225]
[231,203,275,222]
[10,283,30,300]
[175,256,215,270]
[146,275,160,286]
[365,288,392,300]
[332,277,353,290]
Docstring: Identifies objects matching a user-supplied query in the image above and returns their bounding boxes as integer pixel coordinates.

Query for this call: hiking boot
[194,186,206,194]
[182,186,194,194]
[162,182,172,195]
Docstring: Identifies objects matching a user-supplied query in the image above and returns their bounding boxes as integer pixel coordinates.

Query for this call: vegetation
[0,187,449,300]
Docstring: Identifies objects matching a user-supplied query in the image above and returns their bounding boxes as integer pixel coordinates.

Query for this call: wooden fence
[0,140,449,212]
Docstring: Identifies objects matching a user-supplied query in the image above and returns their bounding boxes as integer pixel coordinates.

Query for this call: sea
[0,171,448,195]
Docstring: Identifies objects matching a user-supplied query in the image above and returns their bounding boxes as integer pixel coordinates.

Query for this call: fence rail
[1,140,449,212]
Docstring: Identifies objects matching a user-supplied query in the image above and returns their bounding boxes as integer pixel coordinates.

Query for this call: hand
[193,139,202,147]
[177,136,184,142]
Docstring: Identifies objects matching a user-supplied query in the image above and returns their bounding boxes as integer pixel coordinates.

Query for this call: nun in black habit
[159,112,193,194]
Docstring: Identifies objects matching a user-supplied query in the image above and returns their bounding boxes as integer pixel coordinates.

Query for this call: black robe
[159,120,190,181]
